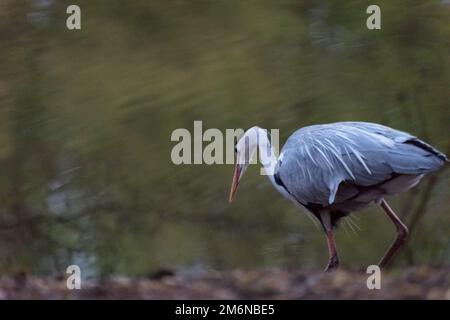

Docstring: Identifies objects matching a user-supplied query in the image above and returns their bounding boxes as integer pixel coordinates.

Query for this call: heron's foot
[324,255,339,272]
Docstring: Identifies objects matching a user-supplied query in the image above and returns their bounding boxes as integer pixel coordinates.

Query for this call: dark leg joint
[397,225,409,243]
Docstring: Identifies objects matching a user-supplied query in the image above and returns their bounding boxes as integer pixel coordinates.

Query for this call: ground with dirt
[0,266,448,299]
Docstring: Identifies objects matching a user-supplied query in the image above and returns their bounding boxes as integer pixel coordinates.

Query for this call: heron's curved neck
[255,129,278,177]
[254,128,292,198]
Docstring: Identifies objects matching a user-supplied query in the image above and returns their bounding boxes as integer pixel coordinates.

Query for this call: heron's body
[229,121,448,271]
[274,122,447,226]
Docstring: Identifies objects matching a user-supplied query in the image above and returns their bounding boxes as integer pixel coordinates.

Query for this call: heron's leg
[378,199,409,269]
[325,229,339,272]
[321,212,339,272]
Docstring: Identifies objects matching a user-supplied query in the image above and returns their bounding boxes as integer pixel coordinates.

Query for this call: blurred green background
[0,0,449,277]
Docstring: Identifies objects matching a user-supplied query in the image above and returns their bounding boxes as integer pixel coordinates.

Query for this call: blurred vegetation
[0,0,448,277]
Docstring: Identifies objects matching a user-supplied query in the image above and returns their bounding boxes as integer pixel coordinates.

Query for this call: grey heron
[229,121,448,271]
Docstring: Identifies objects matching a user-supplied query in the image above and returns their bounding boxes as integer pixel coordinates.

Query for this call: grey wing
[277,122,447,206]
[343,121,448,162]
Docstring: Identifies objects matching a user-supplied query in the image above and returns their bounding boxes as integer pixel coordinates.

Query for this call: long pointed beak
[229,164,241,202]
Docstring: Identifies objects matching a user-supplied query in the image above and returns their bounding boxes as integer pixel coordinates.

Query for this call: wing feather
[278,122,446,206]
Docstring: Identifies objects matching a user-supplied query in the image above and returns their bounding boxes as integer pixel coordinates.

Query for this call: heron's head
[229,126,262,202]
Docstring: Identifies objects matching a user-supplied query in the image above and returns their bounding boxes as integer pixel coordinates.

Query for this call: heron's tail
[388,138,448,175]
[404,138,448,163]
